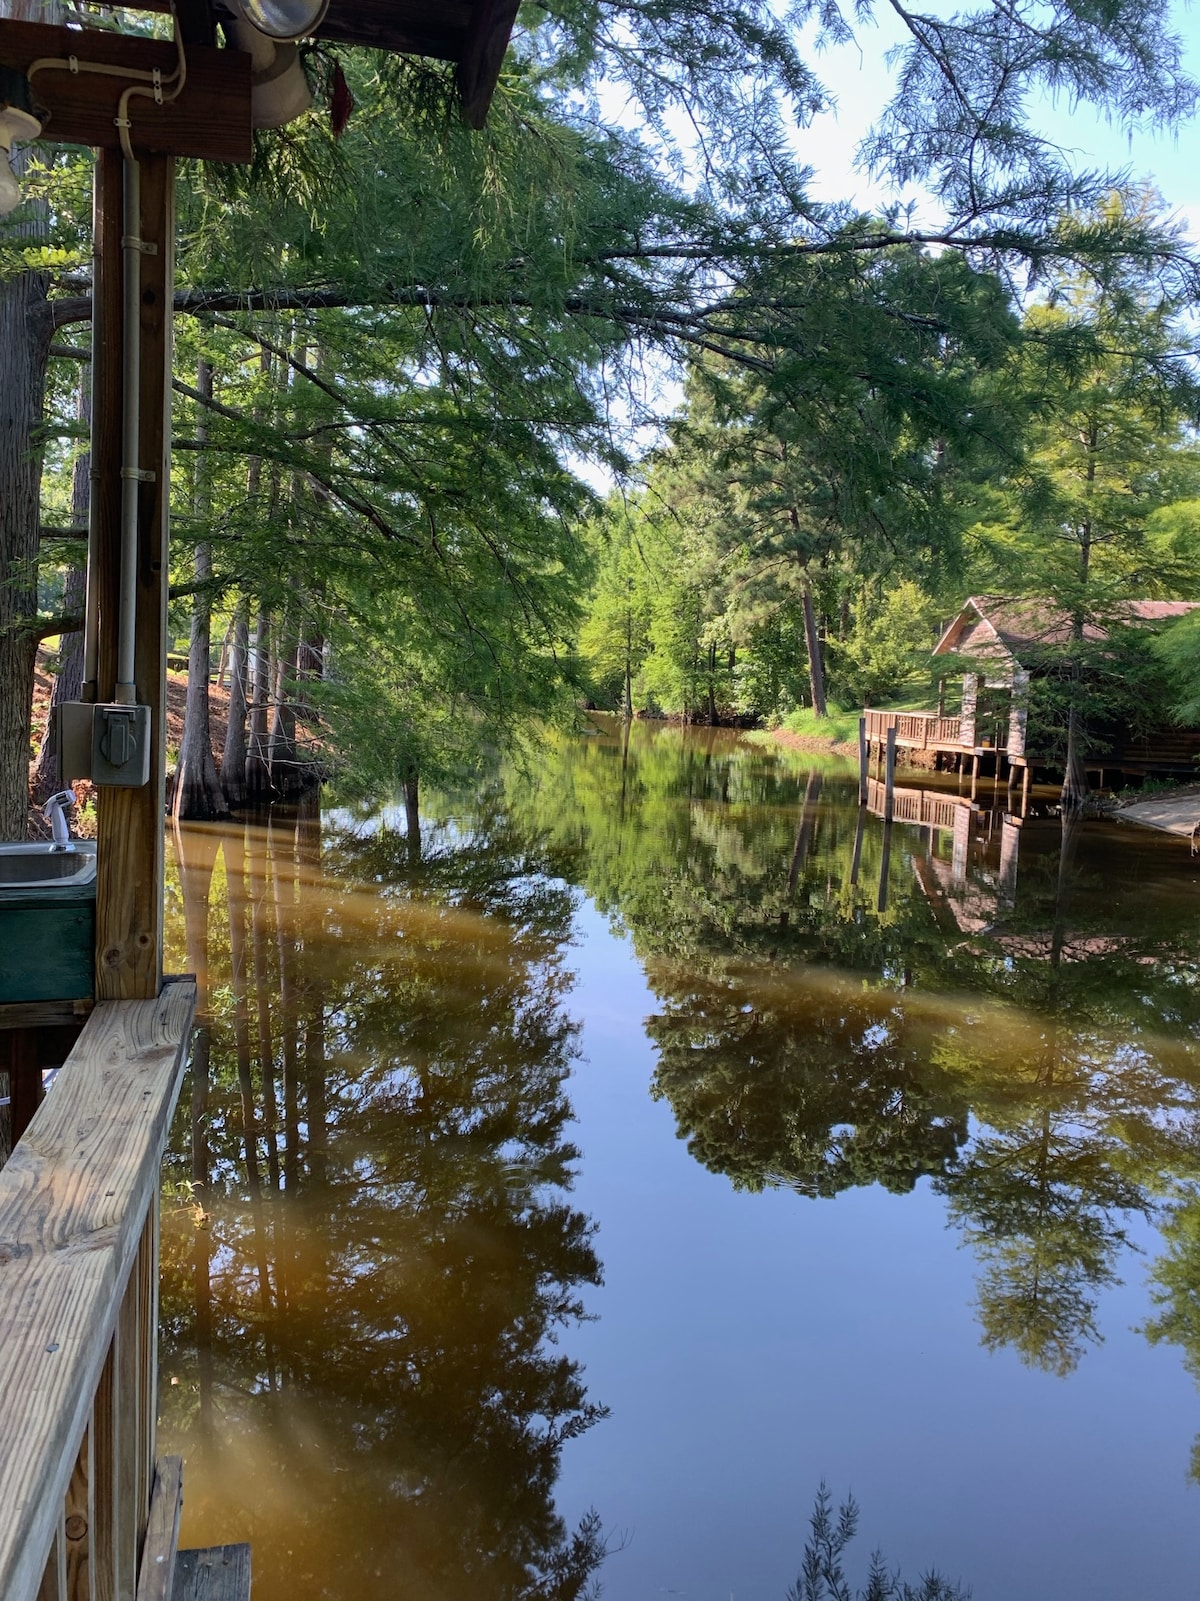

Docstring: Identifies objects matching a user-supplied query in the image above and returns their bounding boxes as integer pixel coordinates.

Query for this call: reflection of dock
[864,778,972,831]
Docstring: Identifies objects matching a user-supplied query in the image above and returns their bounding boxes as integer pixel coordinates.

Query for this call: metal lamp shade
[225,0,330,40]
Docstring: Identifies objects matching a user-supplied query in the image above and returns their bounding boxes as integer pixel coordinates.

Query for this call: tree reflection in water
[162,796,606,1601]
[506,722,1200,1394]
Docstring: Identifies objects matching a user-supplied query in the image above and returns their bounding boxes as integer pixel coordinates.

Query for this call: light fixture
[0,67,44,218]
[221,0,329,128]
[225,0,330,42]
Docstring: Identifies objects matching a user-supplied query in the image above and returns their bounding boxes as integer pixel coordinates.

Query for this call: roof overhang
[0,0,520,162]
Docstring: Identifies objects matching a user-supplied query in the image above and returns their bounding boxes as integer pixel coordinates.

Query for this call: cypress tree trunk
[245,605,273,802]
[404,769,421,863]
[32,371,89,801]
[268,609,300,796]
[801,578,828,718]
[173,360,229,821]
[215,615,234,687]
[1061,702,1089,812]
[222,597,250,807]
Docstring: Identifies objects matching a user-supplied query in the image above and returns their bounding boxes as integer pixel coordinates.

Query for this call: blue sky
[793,0,1200,237]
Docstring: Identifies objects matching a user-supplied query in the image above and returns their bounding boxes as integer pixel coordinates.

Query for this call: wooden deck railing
[864,707,1015,753]
[865,778,970,830]
[864,708,966,750]
[0,978,196,1601]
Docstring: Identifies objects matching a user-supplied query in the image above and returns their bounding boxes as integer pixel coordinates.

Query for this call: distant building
[864,594,1200,783]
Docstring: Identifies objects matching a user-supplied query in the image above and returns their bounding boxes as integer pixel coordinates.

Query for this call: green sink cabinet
[0,873,95,1004]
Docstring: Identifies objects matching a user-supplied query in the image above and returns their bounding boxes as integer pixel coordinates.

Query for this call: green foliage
[1153,610,1200,726]
[834,583,943,707]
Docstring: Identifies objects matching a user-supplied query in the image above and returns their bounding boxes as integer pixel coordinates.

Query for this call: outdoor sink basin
[0,841,97,891]
[0,841,96,1004]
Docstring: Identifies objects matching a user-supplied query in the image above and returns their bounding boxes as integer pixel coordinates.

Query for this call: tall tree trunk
[268,607,300,796]
[801,578,827,718]
[222,596,250,807]
[245,605,273,802]
[623,600,634,717]
[215,614,234,687]
[706,642,718,726]
[0,144,51,839]
[1061,703,1089,812]
[173,359,229,821]
[32,377,89,801]
[404,768,421,864]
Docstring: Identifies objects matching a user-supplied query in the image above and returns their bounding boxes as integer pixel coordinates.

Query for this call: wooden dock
[0,978,249,1601]
[1115,794,1200,843]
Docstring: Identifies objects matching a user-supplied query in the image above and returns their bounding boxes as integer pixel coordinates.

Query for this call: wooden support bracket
[0,21,251,161]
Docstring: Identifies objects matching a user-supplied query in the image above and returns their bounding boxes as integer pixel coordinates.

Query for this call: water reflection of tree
[161,801,606,1601]
[507,724,1200,1382]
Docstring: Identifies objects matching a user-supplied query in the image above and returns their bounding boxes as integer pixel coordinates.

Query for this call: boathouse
[864,593,1200,789]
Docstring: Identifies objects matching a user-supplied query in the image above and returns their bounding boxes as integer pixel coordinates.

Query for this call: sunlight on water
[161,720,1200,1601]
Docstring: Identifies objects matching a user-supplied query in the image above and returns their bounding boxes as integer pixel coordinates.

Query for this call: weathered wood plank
[65,1420,93,1601]
[135,1458,182,1601]
[0,980,196,1601]
[0,21,250,161]
[0,999,93,1030]
[91,1339,119,1601]
[36,1511,66,1601]
[171,1547,251,1601]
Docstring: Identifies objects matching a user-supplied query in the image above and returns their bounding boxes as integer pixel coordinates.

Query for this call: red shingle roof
[933,594,1200,661]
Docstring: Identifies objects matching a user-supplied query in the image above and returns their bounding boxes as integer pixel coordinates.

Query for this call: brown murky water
[161,721,1200,1601]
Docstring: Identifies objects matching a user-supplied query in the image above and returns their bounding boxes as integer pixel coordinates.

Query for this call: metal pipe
[81,178,103,701]
[116,151,141,705]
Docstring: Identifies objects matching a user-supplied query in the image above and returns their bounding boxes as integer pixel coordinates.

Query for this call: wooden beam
[0,21,251,161]
[318,0,469,58]
[173,1546,252,1601]
[134,1458,182,1601]
[457,0,520,127]
[0,980,196,1601]
[0,999,93,1030]
[93,150,174,1002]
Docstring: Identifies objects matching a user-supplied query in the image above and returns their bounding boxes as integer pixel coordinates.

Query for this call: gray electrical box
[91,703,152,787]
[55,701,96,782]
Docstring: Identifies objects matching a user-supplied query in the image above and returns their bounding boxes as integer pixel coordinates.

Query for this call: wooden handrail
[0,978,196,1601]
[864,708,964,748]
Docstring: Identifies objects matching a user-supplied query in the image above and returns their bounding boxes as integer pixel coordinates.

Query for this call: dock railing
[0,978,196,1601]
[864,708,966,750]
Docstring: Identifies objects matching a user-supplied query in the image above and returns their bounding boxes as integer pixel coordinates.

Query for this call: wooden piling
[858,716,868,805]
[884,727,897,824]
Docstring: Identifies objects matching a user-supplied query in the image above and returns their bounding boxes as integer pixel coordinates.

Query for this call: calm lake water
[161,719,1200,1601]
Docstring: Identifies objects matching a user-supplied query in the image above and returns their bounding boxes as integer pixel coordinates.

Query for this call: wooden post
[1021,762,1031,817]
[884,727,896,824]
[970,753,979,802]
[93,151,175,1001]
[857,716,868,805]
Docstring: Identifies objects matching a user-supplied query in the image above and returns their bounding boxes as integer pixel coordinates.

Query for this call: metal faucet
[43,788,77,851]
